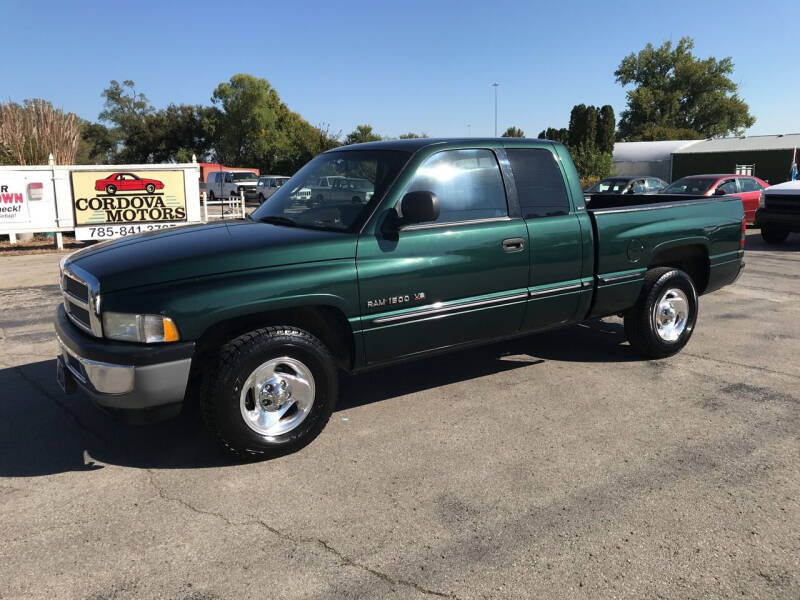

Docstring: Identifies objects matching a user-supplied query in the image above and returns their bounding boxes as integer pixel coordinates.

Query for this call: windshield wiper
[258,215,298,227]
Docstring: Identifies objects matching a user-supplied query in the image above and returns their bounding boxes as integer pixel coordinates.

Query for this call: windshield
[251,150,410,231]
[586,179,629,193]
[231,172,257,181]
[662,177,717,194]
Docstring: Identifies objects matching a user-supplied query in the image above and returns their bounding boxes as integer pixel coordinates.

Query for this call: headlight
[102,312,180,343]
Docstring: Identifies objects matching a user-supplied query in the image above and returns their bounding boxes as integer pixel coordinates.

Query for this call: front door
[357,148,530,365]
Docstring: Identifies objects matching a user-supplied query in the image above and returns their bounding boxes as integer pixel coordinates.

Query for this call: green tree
[538,127,569,144]
[571,143,613,189]
[595,105,616,154]
[398,132,428,139]
[210,74,282,167]
[345,124,382,145]
[615,37,755,140]
[539,104,612,183]
[75,121,115,164]
[501,126,525,138]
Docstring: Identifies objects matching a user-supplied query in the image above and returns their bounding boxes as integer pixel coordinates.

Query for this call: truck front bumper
[55,304,195,422]
[755,208,800,232]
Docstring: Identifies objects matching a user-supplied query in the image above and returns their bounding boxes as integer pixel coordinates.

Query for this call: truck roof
[327,138,559,153]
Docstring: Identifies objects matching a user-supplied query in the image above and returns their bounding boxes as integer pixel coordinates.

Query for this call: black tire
[208,190,216,201]
[624,267,698,359]
[105,184,117,195]
[258,193,265,205]
[145,183,156,194]
[201,326,337,458]
[761,224,789,245]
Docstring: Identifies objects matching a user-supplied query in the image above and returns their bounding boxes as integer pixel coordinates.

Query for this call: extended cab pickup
[55,139,746,457]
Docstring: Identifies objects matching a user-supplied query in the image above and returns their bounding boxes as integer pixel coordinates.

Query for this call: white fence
[201,191,247,221]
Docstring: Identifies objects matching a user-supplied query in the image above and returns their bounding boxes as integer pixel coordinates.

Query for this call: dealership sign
[70,170,187,240]
[0,181,31,224]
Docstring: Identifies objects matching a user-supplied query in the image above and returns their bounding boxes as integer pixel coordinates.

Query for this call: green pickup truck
[56,138,746,457]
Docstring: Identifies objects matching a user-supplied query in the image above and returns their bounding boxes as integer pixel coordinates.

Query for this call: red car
[661,174,768,224]
[95,173,164,195]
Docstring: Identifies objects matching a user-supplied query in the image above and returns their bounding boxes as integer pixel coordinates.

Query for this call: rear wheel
[258,193,265,204]
[201,326,337,458]
[761,224,789,245]
[208,190,216,201]
[624,267,698,359]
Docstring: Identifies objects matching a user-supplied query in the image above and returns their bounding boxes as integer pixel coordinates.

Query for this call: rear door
[737,177,763,223]
[357,148,530,364]
[505,147,585,331]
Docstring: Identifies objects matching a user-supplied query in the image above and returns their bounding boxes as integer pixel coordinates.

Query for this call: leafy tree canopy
[615,37,755,140]
[501,126,525,138]
[398,132,428,139]
[344,125,382,145]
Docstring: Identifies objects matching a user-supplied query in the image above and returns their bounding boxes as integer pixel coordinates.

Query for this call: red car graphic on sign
[95,173,165,195]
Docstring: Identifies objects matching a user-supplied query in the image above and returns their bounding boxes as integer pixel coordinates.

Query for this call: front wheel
[105,184,117,195]
[761,224,789,245]
[201,326,337,458]
[624,267,698,359]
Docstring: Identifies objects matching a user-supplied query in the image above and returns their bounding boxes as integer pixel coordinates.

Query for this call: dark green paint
[65,139,745,371]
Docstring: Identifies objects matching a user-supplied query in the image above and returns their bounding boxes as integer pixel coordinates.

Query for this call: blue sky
[2,0,798,139]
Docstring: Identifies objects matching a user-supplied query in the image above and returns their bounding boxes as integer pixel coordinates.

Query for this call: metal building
[612,140,700,182]
[671,134,800,185]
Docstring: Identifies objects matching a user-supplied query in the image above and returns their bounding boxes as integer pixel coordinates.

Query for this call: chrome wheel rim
[239,356,315,437]
[653,288,689,342]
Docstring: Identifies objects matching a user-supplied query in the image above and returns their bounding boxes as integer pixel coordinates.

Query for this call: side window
[718,179,738,194]
[646,177,664,191]
[740,178,761,192]
[506,148,570,218]
[404,149,508,224]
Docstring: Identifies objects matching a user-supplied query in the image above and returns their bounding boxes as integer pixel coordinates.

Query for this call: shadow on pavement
[1,319,633,477]
[744,229,800,252]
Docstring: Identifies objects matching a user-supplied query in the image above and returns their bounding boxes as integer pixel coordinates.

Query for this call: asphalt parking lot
[1,230,798,599]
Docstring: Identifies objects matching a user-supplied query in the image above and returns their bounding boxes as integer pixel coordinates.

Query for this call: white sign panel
[0,178,31,224]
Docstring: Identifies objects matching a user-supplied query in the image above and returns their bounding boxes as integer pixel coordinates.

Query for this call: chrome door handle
[502,237,525,252]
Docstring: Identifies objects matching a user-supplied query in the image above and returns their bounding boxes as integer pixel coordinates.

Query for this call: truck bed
[584,194,745,319]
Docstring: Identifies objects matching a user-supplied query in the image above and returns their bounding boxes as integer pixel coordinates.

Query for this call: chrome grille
[63,275,88,301]
[60,264,102,337]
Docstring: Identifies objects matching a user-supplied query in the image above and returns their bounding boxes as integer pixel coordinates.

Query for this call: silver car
[256,175,290,204]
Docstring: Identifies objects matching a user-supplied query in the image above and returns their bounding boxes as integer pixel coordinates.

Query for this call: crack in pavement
[144,470,456,599]
[13,365,109,444]
[682,352,800,380]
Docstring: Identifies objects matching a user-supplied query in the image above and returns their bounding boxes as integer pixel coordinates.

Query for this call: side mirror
[400,191,439,224]
[714,188,726,196]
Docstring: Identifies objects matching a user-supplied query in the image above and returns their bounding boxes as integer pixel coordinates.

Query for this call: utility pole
[467,124,471,137]
[492,82,499,137]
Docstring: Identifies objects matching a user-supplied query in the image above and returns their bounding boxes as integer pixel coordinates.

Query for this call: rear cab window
[505,148,571,218]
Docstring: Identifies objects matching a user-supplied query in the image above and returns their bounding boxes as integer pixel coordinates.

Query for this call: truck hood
[765,181,800,195]
[66,221,356,293]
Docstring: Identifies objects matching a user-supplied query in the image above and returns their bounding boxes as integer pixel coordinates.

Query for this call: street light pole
[492,82,499,137]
